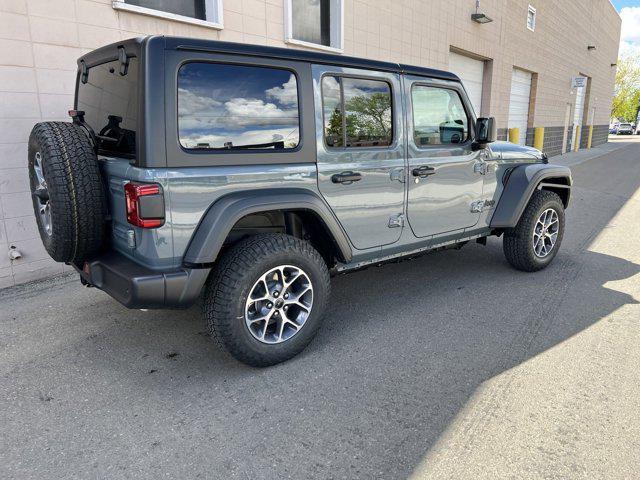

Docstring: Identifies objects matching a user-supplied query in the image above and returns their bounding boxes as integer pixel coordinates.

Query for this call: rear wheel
[203,234,330,367]
[503,190,565,272]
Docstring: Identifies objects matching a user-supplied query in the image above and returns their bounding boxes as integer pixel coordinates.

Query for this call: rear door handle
[331,171,362,184]
[412,166,436,178]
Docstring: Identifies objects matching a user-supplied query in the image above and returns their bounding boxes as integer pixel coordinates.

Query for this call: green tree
[326,106,343,147]
[345,92,392,139]
[611,56,640,122]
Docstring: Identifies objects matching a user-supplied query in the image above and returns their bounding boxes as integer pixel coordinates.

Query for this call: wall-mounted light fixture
[587,45,596,50]
[611,63,617,67]
[471,0,493,24]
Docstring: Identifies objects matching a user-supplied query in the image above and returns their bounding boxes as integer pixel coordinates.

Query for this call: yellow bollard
[587,125,593,149]
[533,127,544,150]
[508,127,519,144]
[573,125,581,151]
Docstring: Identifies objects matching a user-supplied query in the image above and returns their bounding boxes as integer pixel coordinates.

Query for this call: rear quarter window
[177,63,301,151]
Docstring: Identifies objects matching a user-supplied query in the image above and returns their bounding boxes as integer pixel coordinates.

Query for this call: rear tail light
[124,182,165,228]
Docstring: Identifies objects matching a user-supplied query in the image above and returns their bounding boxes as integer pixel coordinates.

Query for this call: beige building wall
[0,0,621,287]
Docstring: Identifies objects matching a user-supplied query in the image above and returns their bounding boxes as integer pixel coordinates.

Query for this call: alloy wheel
[532,208,559,258]
[33,152,52,236]
[244,265,314,344]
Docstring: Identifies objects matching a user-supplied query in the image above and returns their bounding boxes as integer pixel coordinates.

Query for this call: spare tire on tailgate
[28,121,107,264]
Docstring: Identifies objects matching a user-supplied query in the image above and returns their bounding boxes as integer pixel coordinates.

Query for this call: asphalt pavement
[1,137,639,479]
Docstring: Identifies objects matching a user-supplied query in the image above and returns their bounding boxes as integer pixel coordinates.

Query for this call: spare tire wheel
[28,121,107,264]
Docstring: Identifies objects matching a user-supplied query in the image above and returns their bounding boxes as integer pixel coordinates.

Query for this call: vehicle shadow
[3,146,639,479]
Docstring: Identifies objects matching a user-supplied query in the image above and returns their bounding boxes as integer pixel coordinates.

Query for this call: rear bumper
[75,251,210,309]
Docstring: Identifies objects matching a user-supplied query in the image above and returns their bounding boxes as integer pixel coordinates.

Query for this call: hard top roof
[79,36,460,82]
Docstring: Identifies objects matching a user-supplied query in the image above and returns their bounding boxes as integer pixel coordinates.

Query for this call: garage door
[449,52,484,116]
[508,68,532,145]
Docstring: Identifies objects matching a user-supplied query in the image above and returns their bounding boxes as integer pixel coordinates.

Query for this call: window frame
[409,83,473,150]
[527,5,536,32]
[320,73,395,150]
[176,60,303,154]
[284,0,344,53]
[112,0,224,30]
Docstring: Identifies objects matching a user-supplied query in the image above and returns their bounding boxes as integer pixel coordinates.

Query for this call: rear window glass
[177,63,300,150]
[76,58,138,157]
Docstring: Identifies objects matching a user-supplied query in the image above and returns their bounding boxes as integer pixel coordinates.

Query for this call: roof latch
[118,46,129,76]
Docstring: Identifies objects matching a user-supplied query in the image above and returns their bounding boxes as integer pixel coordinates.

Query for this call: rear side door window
[411,85,469,146]
[177,63,300,150]
[321,75,393,148]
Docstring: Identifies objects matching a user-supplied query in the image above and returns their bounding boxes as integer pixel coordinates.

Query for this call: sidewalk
[550,136,639,168]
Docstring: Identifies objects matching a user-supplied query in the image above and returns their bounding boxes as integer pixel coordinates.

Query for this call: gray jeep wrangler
[28,36,571,366]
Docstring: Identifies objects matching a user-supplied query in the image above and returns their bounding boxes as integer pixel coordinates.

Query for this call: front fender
[490,163,572,228]
[182,188,353,266]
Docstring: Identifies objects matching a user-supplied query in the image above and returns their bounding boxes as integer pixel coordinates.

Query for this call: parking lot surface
[1,139,639,479]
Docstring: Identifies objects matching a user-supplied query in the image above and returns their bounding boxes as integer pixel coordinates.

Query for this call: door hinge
[390,167,405,183]
[474,161,488,175]
[470,199,496,213]
[388,213,405,228]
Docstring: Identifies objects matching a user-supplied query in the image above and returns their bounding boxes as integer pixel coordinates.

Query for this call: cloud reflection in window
[178,63,300,150]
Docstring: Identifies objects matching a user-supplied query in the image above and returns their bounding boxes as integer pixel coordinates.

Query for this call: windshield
[76,57,139,157]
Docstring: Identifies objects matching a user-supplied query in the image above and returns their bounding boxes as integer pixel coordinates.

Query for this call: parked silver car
[616,123,634,135]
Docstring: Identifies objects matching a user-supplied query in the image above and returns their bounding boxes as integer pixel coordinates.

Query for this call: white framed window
[112,0,223,29]
[527,5,536,31]
[284,0,344,53]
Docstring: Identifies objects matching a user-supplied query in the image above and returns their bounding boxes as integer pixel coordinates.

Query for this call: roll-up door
[449,52,484,116]
[508,68,532,145]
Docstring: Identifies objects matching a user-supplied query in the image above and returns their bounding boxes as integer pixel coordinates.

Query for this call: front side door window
[412,86,469,146]
[406,81,483,238]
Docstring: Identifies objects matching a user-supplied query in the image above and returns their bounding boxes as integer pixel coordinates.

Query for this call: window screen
[292,0,330,46]
[411,85,469,146]
[127,0,205,19]
[177,63,300,150]
[322,76,393,148]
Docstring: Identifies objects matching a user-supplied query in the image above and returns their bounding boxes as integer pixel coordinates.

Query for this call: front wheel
[203,234,330,367]
[503,190,565,272]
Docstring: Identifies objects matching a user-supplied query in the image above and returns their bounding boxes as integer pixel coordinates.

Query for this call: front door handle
[412,166,436,178]
[331,171,362,184]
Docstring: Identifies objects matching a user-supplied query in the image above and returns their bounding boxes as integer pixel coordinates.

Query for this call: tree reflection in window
[322,76,393,148]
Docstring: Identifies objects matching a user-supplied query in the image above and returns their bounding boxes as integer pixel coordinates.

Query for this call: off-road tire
[28,122,107,264]
[503,190,565,272]
[203,234,330,367]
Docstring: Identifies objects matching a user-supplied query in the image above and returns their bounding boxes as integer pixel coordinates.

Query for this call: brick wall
[591,124,610,147]
[541,126,566,158]
[0,0,621,286]
[525,127,534,147]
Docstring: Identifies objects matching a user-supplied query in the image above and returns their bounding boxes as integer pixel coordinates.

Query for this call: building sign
[572,76,587,88]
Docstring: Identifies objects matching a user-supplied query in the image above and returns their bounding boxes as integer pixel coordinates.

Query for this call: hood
[489,141,546,162]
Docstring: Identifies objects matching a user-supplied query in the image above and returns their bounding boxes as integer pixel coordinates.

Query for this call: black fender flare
[182,188,353,266]
[490,163,572,228]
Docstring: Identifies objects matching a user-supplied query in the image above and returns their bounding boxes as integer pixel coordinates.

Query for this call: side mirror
[475,117,497,144]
